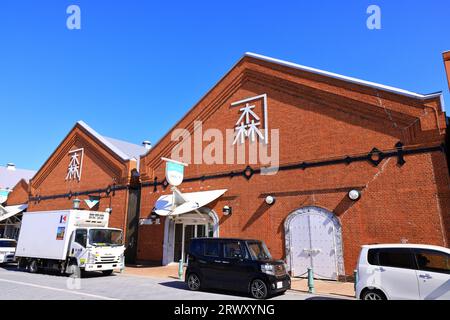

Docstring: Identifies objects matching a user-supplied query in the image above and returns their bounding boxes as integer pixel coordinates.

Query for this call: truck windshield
[246,241,272,261]
[0,240,16,248]
[88,229,123,247]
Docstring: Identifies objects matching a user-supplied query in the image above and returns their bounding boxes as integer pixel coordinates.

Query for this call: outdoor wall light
[105,207,112,214]
[223,205,232,216]
[265,195,276,205]
[348,190,361,201]
[73,198,81,210]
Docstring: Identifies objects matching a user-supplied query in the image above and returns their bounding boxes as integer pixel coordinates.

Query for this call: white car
[356,244,450,300]
[0,239,17,264]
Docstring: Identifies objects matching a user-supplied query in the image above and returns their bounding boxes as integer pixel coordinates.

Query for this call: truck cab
[68,227,125,275]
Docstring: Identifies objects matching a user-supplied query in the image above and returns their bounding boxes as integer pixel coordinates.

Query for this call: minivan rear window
[378,248,416,270]
[367,249,379,265]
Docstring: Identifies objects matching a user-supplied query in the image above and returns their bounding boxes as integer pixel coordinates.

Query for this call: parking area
[0,265,352,300]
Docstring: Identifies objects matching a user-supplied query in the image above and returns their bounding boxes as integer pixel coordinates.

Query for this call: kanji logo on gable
[59,215,68,224]
[231,94,268,145]
[66,148,84,181]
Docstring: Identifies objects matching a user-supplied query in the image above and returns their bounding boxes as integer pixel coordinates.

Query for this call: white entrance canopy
[0,204,28,222]
[154,189,227,216]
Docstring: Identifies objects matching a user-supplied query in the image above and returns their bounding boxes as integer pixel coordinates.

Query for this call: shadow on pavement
[158,280,288,300]
[0,264,117,279]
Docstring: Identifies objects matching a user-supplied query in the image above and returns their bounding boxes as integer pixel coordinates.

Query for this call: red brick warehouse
[28,121,149,262]
[136,52,450,279]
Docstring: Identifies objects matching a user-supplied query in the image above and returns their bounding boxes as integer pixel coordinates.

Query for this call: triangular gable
[31,121,138,189]
[140,52,445,176]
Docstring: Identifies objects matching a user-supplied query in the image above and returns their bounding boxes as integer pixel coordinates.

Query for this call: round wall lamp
[105,207,112,214]
[73,198,81,210]
[150,211,158,220]
[265,195,276,205]
[223,205,232,216]
[348,190,361,201]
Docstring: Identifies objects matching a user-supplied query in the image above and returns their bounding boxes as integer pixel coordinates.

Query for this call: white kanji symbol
[233,122,248,145]
[232,103,264,144]
[66,152,81,181]
[247,120,264,142]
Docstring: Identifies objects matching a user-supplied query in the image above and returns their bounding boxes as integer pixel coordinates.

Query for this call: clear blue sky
[1,0,449,170]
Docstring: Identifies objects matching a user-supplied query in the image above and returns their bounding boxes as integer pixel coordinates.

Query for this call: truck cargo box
[16,210,109,261]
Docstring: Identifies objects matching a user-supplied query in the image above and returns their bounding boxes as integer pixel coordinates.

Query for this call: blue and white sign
[162,157,187,187]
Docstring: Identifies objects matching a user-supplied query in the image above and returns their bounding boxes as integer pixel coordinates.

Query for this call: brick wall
[6,179,29,206]
[137,55,450,275]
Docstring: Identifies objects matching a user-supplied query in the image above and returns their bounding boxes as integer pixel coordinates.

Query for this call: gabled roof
[77,121,148,167]
[245,52,443,101]
[0,166,36,189]
[145,52,445,156]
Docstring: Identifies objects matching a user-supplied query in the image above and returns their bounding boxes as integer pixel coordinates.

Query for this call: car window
[190,240,204,256]
[246,241,272,260]
[74,229,87,247]
[415,250,450,274]
[378,248,416,270]
[223,241,242,259]
[0,240,16,248]
[367,249,379,265]
[204,241,219,257]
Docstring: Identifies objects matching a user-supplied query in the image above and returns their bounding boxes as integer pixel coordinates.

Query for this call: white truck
[15,210,125,276]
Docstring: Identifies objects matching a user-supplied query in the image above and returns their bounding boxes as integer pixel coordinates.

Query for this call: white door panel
[309,214,337,280]
[417,271,450,300]
[289,207,339,280]
[290,214,311,277]
[377,266,420,300]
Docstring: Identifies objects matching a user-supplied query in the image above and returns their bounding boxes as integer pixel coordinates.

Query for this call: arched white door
[285,206,343,280]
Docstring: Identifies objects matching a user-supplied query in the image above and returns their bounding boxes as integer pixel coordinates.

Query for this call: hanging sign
[85,196,100,209]
[161,157,188,187]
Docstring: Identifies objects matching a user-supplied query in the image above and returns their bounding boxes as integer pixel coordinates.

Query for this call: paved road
[0,265,349,300]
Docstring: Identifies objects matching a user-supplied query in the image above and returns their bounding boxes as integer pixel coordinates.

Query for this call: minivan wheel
[28,260,39,274]
[362,289,386,300]
[250,279,268,299]
[187,273,201,291]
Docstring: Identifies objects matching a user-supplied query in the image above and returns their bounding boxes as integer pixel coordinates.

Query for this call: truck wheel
[102,270,114,276]
[28,260,39,274]
[17,258,27,270]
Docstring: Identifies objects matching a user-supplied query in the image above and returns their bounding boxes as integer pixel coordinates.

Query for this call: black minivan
[185,238,291,299]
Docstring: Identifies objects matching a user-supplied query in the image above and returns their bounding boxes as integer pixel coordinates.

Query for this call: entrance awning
[154,189,227,216]
[0,204,28,222]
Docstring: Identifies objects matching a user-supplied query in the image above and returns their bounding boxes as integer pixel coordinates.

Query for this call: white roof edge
[76,121,131,161]
[145,52,445,156]
[244,52,443,101]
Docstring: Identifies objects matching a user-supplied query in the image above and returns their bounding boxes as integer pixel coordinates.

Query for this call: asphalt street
[0,265,349,300]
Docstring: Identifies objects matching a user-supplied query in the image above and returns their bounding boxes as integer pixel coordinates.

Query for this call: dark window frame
[413,249,450,275]
[376,248,417,270]
[74,229,87,248]
[204,240,220,258]
[222,241,244,259]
